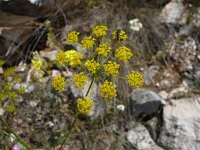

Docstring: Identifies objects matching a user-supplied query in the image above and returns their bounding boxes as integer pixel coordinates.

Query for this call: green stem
[86,76,95,97]
[0,116,32,150]
[59,113,78,150]
[59,73,95,150]
[98,52,112,69]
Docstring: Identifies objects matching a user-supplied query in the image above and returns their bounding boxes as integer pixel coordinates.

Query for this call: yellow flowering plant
[51,25,144,148]
[0,24,144,149]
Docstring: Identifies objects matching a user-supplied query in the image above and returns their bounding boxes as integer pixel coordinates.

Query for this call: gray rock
[158,97,200,150]
[129,89,166,119]
[159,1,187,24]
[126,123,163,150]
[142,65,159,86]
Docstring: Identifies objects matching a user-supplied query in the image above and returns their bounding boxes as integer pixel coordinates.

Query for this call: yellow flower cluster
[3,67,16,77]
[112,29,128,41]
[85,59,100,74]
[56,50,67,66]
[127,71,144,88]
[92,25,108,37]
[9,91,18,100]
[4,83,12,92]
[13,77,21,83]
[6,103,15,112]
[65,50,82,67]
[73,72,88,89]
[66,31,80,44]
[77,97,93,114]
[99,80,117,100]
[56,50,82,67]
[81,36,95,49]
[0,92,5,100]
[18,87,26,94]
[31,58,43,70]
[103,61,120,77]
[115,46,133,62]
[52,74,66,91]
[96,44,112,57]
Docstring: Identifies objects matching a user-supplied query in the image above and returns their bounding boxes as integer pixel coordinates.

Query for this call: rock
[193,7,200,27]
[157,97,200,150]
[142,65,159,85]
[126,123,163,150]
[40,50,58,61]
[13,82,35,93]
[168,86,189,99]
[158,91,168,99]
[159,1,187,24]
[129,89,166,120]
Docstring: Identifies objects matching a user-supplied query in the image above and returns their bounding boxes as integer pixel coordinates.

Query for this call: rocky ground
[1,0,200,150]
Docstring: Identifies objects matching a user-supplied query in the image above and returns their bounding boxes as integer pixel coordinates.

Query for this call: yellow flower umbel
[73,72,88,89]
[92,25,108,37]
[96,44,112,57]
[77,97,93,115]
[0,92,5,100]
[103,61,120,77]
[99,80,117,100]
[115,46,133,62]
[66,31,80,44]
[8,91,18,100]
[127,71,144,88]
[85,59,100,74]
[52,74,66,91]
[81,36,95,49]
[65,50,82,67]
[3,67,16,77]
[6,103,15,112]
[56,50,68,66]
[31,58,42,70]
[112,29,128,41]
[18,87,26,94]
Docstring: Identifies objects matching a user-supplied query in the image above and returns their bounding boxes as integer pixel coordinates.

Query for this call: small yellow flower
[77,97,93,114]
[96,44,112,57]
[31,58,43,70]
[115,46,133,62]
[18,87,26,94]
[4,83,12,92]
[9,91,18,100]
[6,103,15,112]
[56,50,67,66]
[13,77,21,83]
[92,25,108,37]
[3,67,16,77]
[52,74,66,91]
[103,61,120,77]
[85,59,100,74]
[0,92,6,100]
[81,36,95,49]
[66,31,80,44]
[73,72,88,89]
[112,29,128,41]
[127,71,144,88]
[99,80,117,100]
[65,50,82,67]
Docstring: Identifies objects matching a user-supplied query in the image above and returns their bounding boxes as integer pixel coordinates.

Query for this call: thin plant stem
[59,112,78,150]
[86,76,95,97]
[59,76,95,149]
[0,116,32,150]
